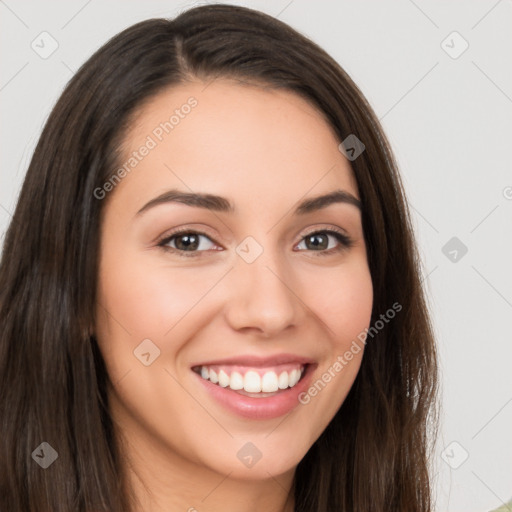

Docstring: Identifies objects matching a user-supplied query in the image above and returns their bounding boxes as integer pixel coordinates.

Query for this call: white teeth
[218,370,230,387]
[244,371,261,393]
[278,371,289,389]
[289,369,300,387]
[261,371,279,392]
[196,365,305,393]
[229,371,244,390]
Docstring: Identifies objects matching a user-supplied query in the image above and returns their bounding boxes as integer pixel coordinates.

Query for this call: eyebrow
[135,188,362,217]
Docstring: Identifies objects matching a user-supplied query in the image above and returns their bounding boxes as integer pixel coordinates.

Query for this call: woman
[0,4,438,511]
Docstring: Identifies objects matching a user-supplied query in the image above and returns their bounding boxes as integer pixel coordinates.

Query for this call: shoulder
[488,499,512,512]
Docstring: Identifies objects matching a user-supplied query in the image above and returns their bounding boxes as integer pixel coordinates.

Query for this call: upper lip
[191,353,315,368]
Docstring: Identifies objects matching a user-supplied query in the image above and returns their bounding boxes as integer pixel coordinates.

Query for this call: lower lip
[192,364,316,420]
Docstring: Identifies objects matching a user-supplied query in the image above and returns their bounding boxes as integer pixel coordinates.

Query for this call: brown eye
[158,230,218,256]
[173,233,200,251]
[296,230,353,255]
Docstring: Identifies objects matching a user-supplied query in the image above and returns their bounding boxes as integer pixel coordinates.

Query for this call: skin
[95,79,373,512]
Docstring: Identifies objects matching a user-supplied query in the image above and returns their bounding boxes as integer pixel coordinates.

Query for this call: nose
[223,250,303,338]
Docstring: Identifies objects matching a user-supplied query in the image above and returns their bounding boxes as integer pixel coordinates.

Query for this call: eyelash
[156,226,354,258]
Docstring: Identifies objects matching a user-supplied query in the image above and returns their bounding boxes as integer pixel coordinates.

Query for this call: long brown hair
[0,4,438,511]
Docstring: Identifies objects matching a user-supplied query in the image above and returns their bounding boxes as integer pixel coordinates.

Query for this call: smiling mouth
[191,363,309,397]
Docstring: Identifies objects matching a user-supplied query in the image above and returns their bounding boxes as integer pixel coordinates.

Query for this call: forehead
[111,79,359,213]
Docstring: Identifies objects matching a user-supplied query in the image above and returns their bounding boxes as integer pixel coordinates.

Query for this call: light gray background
[1,1,511,511]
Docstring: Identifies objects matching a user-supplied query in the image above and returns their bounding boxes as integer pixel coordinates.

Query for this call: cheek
[294,262,372,444]
[95,246,231,386]
[96,250,218,339]
[310,261,373,345]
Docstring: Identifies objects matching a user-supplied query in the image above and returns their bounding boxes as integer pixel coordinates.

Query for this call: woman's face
[95,79,373,483]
